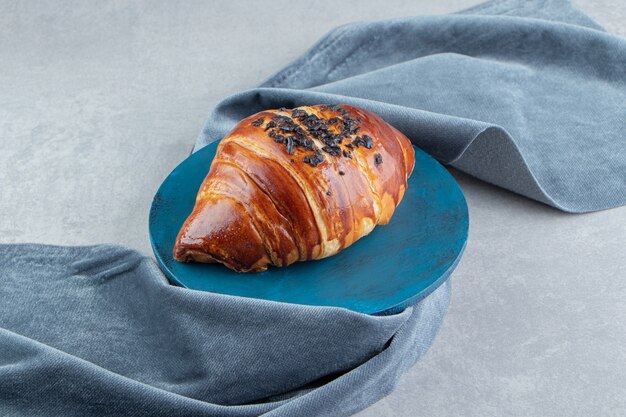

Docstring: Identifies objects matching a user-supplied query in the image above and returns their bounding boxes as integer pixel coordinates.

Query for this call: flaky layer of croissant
[173,104,415,272]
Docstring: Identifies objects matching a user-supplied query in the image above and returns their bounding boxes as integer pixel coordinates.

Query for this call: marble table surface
[1,1,624,415]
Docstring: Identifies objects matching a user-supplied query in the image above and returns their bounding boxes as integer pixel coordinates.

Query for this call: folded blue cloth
[2,1,625,416]
[198,0,626,213]
[0,245,449,416]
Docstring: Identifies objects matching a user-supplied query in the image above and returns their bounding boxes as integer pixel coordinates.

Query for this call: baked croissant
[173,104,415,272]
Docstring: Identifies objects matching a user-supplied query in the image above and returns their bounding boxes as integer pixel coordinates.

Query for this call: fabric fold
[0,244,449,416]
[196,0,626,213]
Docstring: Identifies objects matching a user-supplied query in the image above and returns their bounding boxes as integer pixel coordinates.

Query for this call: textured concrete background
[1,1,625,415]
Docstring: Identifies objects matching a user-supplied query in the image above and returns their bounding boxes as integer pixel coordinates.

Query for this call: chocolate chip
[374,153,383,165]
[362,134,374,149]
[292,109,309,119]
[321,145,341,156]
[352,134,373,149]
[339,170,345,175]
[251,117,264,127]
[326,190,332,196]
[321,135,341,148]
[303,150,325,167]
[286,136,295,154]
[293,135,315,151]
[272,115,292,124]
[352,136,364,147]
[270,131,286,144]
[278,121,297,132]
[303,114,326,131]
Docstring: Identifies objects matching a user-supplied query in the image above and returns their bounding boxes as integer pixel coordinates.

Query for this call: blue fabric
[197,0,626,213]
[0,245,449,416]
[2,1,625,416]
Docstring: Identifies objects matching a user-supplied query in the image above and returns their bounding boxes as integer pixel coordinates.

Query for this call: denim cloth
[197,0,626,213]
[2,1,625,416]
[0,245,449,416]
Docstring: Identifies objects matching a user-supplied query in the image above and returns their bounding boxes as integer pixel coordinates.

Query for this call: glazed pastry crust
[173,104,415,272]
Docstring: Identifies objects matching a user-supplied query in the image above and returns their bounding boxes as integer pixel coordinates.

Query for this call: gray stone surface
[1,1,624,415]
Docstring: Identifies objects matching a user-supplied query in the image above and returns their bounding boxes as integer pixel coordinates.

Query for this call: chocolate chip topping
[286,136,295,155]
[321,145,341,156]
[303,150,325,167]
[251,105,379,169]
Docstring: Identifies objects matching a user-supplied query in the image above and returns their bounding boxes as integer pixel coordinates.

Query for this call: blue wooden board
[149,141,468,315]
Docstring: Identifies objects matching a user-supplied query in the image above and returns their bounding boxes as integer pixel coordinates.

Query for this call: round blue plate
[149,141,468,315]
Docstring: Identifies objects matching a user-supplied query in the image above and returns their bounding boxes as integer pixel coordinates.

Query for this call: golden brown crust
[173,104,415,272]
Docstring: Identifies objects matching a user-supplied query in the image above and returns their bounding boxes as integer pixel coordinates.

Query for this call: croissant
[173,104,415,272]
